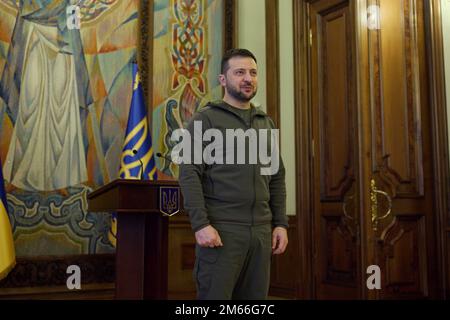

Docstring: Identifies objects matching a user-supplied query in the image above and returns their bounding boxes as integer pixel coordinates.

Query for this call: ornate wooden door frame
[423,0,449,299]
[293,0,448,299]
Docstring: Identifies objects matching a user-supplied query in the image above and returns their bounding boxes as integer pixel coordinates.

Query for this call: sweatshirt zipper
[249,111,256,227]
[215,103,260,226]
[229,106,257,226]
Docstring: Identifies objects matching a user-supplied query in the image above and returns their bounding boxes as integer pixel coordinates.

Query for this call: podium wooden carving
[87,179,181,299]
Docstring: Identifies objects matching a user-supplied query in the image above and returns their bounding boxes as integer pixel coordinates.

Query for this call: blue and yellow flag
[108,63,157,247]
[0,159,15,280]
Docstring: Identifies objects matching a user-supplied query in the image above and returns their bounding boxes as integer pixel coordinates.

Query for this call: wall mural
[0,0,138,256]
[152,0,225,178]
[0,0,227,257]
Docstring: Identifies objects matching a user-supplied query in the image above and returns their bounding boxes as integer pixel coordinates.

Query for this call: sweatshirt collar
[210,100,268,118]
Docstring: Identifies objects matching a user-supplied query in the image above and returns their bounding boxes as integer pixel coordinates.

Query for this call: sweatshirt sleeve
[178,112,211,232]
[267,118,288,229]
[269,155,289,229]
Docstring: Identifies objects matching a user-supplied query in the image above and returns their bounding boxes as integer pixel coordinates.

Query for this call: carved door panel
[310,0,361,299]
[364,0,437,299]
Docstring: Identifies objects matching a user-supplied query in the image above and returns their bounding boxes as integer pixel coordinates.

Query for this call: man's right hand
[195,225,223,248]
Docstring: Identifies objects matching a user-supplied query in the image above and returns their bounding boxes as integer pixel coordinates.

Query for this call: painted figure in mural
[0,0,93,192]
[0,0,138,255]
[178,49,289,299]
[0,0,123,193]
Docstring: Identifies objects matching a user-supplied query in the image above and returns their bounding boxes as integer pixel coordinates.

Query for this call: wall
[279,0,296,216]
[237,0,267,110]
[237,0,297,216]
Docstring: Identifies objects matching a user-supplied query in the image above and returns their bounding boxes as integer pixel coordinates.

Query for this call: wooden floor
[0,283,115,300]
[0,283,290,300]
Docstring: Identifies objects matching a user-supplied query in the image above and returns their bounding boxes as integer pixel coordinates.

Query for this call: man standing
[179,48,288,300]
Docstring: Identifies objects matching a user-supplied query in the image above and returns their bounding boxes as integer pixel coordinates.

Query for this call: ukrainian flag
[108,62,157,247]
[0,159,15,280]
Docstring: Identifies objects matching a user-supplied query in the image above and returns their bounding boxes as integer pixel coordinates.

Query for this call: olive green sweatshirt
[178,100,288,232]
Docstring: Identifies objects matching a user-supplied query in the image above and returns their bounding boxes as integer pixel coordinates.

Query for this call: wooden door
[310,0,361,299]
[308,0,437,299]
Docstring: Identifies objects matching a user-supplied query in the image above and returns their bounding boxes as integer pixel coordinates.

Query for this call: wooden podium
[87,179,181,300]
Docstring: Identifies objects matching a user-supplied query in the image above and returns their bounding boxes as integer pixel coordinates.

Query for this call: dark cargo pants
[193,223,272,300]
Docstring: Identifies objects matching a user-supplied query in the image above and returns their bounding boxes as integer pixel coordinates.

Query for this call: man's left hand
[272,227,288,255]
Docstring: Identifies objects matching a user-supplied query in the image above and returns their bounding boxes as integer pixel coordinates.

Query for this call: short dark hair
[221,48,257,74]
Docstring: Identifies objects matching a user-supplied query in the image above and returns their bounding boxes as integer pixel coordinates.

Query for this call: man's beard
[226,82,257,103]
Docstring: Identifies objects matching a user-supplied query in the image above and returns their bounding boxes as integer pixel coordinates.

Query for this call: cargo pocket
[208,175,215,195]
[195,246,220,298]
